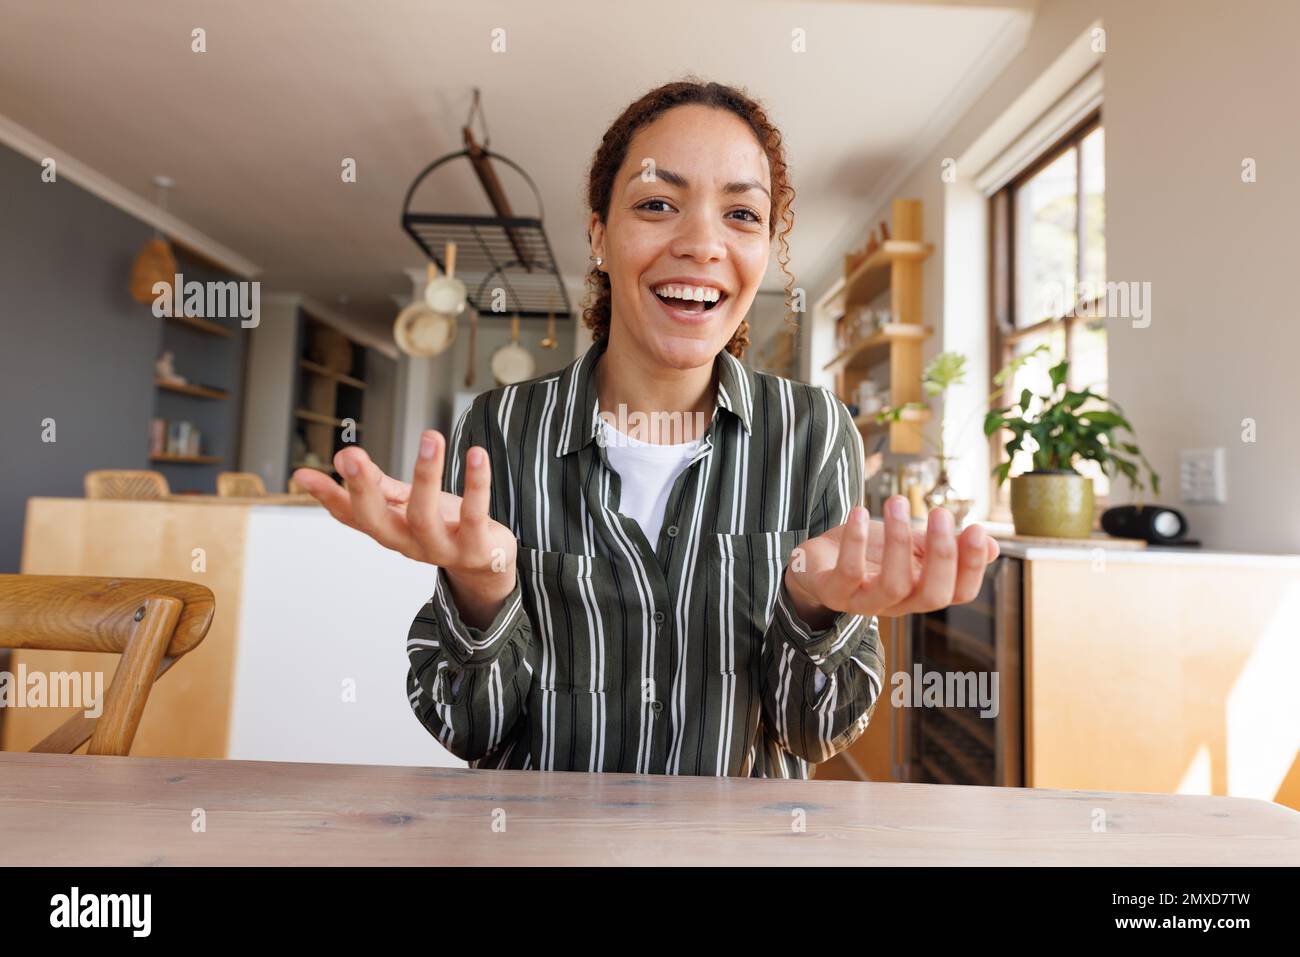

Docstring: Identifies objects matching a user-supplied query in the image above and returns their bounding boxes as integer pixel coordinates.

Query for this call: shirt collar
[554,335,754,458]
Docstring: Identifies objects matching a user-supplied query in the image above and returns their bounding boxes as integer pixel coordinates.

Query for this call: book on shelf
[160,420,204,457]
[149,418,166,456]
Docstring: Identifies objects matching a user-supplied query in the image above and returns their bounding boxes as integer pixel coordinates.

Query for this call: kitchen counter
[2,751,1296,865]
[980,520,1300,567]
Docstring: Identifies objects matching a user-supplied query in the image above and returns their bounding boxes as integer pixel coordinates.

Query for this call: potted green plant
[874,347,1051,522]
[872,351,970,520]
[982,356,1160,538]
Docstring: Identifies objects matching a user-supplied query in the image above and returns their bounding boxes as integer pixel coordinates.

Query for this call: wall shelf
[150,453,223,465]
[854,405,931,432]
[299,358,366,390]
[842,239,933,307]
[156,379,229,400]
[825,322,932,373]
[164,313,233,338]
[295,408,364,431]
[148,247,246,492]
[292,460,338,475]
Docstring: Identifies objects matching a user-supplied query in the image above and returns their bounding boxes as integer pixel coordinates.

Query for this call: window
[989,112,1107,520]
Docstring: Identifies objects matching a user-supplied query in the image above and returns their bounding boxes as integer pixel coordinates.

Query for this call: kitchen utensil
[424,241,467,317]
[465,306,477,388]
[540,311,557,349]
[393,263,457,358]
[490,315,535,385]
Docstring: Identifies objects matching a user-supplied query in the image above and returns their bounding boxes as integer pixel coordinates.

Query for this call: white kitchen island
[7,497,466,769]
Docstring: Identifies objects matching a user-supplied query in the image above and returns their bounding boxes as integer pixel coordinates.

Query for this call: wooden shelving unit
[289,311,369,483]
[819,198,934,454]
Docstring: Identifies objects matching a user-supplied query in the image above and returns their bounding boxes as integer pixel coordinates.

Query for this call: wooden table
[2,753,1297,865]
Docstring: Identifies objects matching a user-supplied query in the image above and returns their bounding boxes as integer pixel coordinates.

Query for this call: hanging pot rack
[400,89,572,321]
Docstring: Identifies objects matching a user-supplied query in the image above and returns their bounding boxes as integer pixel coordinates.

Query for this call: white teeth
[654,284,722,303]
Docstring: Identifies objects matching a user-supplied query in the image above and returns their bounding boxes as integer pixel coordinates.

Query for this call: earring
[592,255,604,267]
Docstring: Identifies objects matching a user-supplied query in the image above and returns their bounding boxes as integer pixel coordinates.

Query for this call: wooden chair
[217,471,267,497]
[0,575,214,756]
[84,469,170,500]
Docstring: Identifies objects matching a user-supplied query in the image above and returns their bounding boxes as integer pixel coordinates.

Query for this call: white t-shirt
[599,414,828,695]
[599,415,703,555]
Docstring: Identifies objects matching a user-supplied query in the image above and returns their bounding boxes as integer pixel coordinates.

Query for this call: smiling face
[589,104,773,370]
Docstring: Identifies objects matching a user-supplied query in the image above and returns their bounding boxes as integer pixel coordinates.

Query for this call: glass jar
[925,458,974,526]
[901,460,935,519]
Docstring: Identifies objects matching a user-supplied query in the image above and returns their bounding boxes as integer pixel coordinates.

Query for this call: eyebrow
[626,167,771,201]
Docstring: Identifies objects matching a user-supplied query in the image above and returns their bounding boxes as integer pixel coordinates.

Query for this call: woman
[294,79,999,778]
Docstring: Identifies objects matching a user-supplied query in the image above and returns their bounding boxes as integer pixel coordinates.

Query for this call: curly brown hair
[582,77,798,360]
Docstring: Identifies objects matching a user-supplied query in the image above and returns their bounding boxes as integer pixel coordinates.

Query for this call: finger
[459,444,493,529]
[824,505,870,607]
[986,535,1000,562]
[377,471,413,506]
[896,507,959,614]
[949,524,989,604]
[863,495,915,615]
[292,468,359,530]
[335,446,411,505]
[406,430,453,559]
[339,447,417,555]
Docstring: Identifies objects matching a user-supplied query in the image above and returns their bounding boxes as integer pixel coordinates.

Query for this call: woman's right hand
[291,430,518,602]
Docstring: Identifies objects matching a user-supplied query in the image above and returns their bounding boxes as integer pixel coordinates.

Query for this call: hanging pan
[423,240,467,316]
[491,315,535,385]
[393,260,457,358]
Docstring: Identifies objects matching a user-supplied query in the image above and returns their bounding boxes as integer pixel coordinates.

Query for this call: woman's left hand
[784,494,1000,624]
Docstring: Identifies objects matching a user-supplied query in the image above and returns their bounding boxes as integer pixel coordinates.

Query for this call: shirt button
[653,611,665,624]
[651,700,663,714]
[666,525,678,537]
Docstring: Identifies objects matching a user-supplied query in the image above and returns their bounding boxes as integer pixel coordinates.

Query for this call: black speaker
[1100,504,1190,544]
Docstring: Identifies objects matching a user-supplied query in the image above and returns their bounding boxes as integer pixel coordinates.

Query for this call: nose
[669,204,726,263]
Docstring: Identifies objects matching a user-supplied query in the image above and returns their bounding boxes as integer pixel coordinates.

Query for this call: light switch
[1179,447,1226,504]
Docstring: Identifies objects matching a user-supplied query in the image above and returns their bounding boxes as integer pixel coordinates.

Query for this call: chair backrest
[217,471,267,498]
[84,470,170,500]
[0,575,215,756]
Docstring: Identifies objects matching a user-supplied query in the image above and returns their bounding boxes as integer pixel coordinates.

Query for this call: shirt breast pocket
[705,528,809,675]
[515,544,612,694]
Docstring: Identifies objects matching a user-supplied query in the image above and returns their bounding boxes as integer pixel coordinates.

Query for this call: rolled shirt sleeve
[405,398,536,763]
[761,389,887,764]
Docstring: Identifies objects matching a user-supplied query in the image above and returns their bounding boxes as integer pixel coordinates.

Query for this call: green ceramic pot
[1009,471,1095,538]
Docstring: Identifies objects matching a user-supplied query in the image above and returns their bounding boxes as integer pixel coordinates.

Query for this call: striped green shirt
[406,334,884,778]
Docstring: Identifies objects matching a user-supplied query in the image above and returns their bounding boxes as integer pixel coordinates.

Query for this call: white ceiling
[0,0,1031,340]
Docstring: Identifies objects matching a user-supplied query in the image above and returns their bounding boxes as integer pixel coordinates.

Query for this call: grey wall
[0,143,246,570]
[0,144,158,572]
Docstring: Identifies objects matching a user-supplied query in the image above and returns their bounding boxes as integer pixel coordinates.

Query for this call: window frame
[988,109,1104,522]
